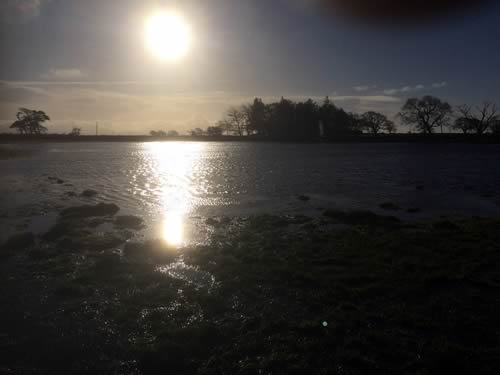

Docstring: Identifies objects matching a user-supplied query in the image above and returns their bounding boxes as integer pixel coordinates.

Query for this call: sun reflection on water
[163,213,184,246]
[145,142,205,246]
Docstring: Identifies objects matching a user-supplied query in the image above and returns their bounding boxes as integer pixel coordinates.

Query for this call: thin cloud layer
[432,82,448,89]
[40,68,86,81]
[383,82,447,95]
[353,85,377,92]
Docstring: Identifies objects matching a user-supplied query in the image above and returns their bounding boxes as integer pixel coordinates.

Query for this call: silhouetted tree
[456,102,499,134]
[385,120,397,134]
[347,113,363,134]
[452,117,474,134]
[399,96,452,134]
[10,108,50,134]
[222,106,247,136]
[360,111,395,134]
[491,119,500,135]
[241,105,253,135]
[267,97,295,139]
[292,99,320,140]
[319,97,358,138]
[217,96,366,141]
[246,98,268,135]
[69,127,81,136]
[318,96,336,138]
[189,128,204,137]
[265,97,320,140]
[167,130,179,137]
[150,130,167,137]
[206,126,223,137]
[216,119,232,135]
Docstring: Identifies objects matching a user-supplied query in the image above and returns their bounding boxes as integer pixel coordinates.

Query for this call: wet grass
[379,202,401,210]
[60,203,120,219]
[2,208,500,374]
[115,215,144,230]
[0,146,36,160]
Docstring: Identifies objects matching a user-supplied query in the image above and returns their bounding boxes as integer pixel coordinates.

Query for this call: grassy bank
[1,207,500,374]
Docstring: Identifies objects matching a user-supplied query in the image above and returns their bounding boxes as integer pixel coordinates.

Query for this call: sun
[145,11,191,61]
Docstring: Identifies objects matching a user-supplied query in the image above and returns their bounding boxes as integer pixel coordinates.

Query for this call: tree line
[8,96,500,139]
[214,97,371,141]
[8,108,82,136]
[400,97,499,135]
[207,96,499,140]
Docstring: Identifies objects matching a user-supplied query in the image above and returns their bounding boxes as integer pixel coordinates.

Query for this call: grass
[115,215,144,229]
[1,208,500,374]
[0,146,36,160]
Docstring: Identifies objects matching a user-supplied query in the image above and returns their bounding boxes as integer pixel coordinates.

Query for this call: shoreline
[2,133,500,144]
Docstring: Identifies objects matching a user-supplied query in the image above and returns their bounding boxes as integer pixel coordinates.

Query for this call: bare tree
[217,106,249,136]
[399,96,452,134]
[452,116,474,134]
[241,105,252,135]
[216,119,233,135]
[455,102,499,134]
[360,111,395,134]
[385,121,397,134]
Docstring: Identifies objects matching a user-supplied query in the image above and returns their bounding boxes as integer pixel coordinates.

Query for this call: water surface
[1,141,499,243]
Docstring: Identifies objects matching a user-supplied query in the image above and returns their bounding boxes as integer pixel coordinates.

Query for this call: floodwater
[1,141,500,244]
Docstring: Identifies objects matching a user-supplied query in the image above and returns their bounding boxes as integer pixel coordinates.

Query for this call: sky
[0,0,499,134]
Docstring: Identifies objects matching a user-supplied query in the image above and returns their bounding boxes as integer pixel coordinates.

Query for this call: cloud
[353,85,377,92]
[40,68,87,81]
[432,81,447,88]
[383,88,398,95]
[334,95,400,103]
[0,0,51,23]
[325,95,402,116]
[382,82,447,95]
[383,84,425,95]
[0,81,47,102]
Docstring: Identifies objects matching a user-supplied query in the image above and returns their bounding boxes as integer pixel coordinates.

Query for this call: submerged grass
[1,207,500,374]
[0,146,37,160]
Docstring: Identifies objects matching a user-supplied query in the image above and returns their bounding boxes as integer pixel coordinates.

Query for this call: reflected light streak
[163,214,183,246]
[145,142,205,246]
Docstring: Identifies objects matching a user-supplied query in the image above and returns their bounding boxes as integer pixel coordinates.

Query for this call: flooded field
[2,141,500,374]
[1,141,500,244]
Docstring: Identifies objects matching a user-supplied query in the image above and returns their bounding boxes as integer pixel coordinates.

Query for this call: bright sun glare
[145,11,191,61]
